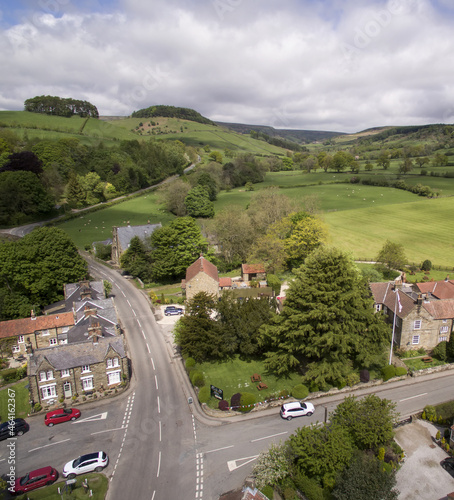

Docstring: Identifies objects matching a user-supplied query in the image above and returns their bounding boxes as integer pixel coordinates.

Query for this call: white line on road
[151,357,155,370]
[251,431,288,442]
[400,392,428,402]
[142,330,146,340]
[155,375,159,390]
[157,451,161,477]
[151,491,156,500]
[146,343,151,353]
[127,300,131,307]
[159,421,161,442]
[227,455,259,472]
[203,445,234,454]
[91,426,126,435]
[29,439,71,453]
[157,396,160,413]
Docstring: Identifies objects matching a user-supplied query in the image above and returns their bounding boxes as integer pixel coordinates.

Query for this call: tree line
[131,105,214,125]
[24,95,99,118]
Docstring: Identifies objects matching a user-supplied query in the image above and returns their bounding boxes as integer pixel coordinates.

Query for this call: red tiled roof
[423,299,454,319]
[186,256,219,283]
[0,312,75,340]
[242,263,265,274]
[416,280,454,300]
[219,277,232,287]
[369,282,415,318]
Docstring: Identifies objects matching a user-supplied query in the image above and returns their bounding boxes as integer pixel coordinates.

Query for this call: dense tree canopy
[376,240,407,273]
[184,185,215,218]
[260,247,390,386]
[24,95,99,118]
[0,227,87,319]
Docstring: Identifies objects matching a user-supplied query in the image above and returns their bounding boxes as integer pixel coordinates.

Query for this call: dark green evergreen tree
[120,236,152,281]
[259,247,390,386]
[184,185,215,218]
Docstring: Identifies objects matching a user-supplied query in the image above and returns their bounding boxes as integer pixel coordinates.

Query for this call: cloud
[0,0,453,132]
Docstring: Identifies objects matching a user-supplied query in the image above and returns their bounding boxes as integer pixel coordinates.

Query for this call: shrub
[239,392,256,413]
[309,383,319,393]
[337,379,347,389]
[279,389,290,399]
[292,472,325,500]
[230,393,241,410]
[348,372,361,386]
[381,365,396,381]
[423,405,437,421]
[185,357,196,371]
[378,447,385,461]
[292,384,309,399]
[283,487,297,499]
[218,400,229,411]
[260,485,274,499]
[190,370,205,387]
[395,366,407,377]
[433,341,448,361]
[436,430,441,440]
[267,274,282,296]
[0,368,19,383]
[421,259,432,271]
[198,386,210,404]
[34,403,42,412]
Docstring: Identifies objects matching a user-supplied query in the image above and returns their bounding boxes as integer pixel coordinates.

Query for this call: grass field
[0,380,31,420]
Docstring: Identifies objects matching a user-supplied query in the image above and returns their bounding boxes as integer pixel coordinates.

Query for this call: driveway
[395,419,454,499]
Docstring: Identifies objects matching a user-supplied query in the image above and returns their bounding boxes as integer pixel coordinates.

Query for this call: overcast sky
[1,0,454,133]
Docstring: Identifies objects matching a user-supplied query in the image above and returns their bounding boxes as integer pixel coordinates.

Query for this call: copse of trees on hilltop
[24,95,99,118]
[131,105,214,125]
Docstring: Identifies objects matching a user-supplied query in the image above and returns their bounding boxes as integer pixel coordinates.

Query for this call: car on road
[280,401,315,420]
[13,466,58,495]
[45,408,81,426]
[62,451,109,478]
[441,457,454,477]
[164,306,183,316]
[0,418,29,441]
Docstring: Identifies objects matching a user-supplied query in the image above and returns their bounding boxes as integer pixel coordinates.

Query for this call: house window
[12,345,20,353]
[414,320,422,330]
[40,385,57,399]
[81,365,90,373]
[107,371,121,385]
[412,335,420,345]
[18,335,24,343]
[439,336,448,343]
[440,326,449,334]
[81,377,93,391]
[59,339,68,345]
[61,369,70,377]
[443,319,448,324]
[49,338,57,346]
[47,370,54,380]
[375,304,382,312]
[107,358,120,368]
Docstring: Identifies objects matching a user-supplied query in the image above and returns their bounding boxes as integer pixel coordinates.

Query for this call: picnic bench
[251,373,261,382]
[422,356,433,363]
[257,382,268,391]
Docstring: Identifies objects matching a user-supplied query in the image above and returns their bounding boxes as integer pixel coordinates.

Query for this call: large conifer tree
[259,247,390,386]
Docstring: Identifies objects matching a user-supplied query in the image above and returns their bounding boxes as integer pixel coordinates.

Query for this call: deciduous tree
[375,240,407,273]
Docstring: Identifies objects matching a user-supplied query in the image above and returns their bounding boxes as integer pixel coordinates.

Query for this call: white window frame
[59,339,68,345]
[61,369,70,378]
[107,358,120,369]
[12,345,20,353]
[40,384,57,400]
[81,376,94,391]
[107,371,121,385]
[414,320,422,330]
[412,335,420,345]
[81,365,91,373]
[375,304,382,312]
[47,370,54,380]
[439,336,448,342]
[39,371,47,382]
[440,326,449,334]
[18,335,25,343]
[49,338,57,346]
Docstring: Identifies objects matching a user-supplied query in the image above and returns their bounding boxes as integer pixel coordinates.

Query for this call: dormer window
[107,358,120,368]
[81,365,90,373]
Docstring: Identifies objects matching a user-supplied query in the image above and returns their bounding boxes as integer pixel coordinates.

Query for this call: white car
[62,451,108,478]
[280,401,315,420]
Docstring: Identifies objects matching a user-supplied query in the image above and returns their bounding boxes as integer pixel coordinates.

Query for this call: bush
[433,341,448,361]
[423,405,436,421]
[34,403,42,412]
[293,471,325,500]
[348,372,362,385]
[309,383,319,393]
[382,365,396,381]
[292,384,309,399]
[421,259,432,271]
[218,400,229,411]
[230,393,241,410]
[267,274,282,296]
[185,357,196,371]
[260,485,274,499]
[0,368,19,383]
[279,389,290,399]
[198,386,210,404]
[238,392,256,413]
[395,366,407,377]
[190,370,205,387]
[337,379,347,389]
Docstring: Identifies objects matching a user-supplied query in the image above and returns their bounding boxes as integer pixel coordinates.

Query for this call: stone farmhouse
[370,278,454,351]
[111,223,162,266]
[27,335,128,404]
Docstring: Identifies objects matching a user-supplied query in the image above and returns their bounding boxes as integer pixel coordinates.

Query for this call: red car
[45,408,81,426]
[14,466,58,495]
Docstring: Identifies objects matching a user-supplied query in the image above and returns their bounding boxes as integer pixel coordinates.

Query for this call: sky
[1,0,454,133]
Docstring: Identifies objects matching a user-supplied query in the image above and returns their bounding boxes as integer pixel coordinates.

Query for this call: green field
[0,380,31,420]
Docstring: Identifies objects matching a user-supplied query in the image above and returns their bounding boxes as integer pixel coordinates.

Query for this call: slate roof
[0,312,75,340]
[185,255,219,283]
[241,263,266,274]
[65,280,104,303]
[116,223,162,251]
[369,282,416,318]
[416,280,454,300]
[28,336,126,374]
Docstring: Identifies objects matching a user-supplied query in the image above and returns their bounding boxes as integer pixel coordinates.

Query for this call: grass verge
[0,380,31,420]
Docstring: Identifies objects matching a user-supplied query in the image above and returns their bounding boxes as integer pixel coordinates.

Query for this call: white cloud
[1,0,453,132]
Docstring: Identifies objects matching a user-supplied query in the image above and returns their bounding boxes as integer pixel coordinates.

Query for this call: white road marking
[157,396,160,413]
[227,455,259,471]
[203,445,234,454]
[91,426,126,435]
[159,421,162,442]
[251,431,288,442]
[146,343,151,353]
[400,392,428,402]
[127,300,131,307]
[155,375,159,390]
[29,439,71,453]
[73,412,108,423]
[157,451,161,477]
[151,357,155,370]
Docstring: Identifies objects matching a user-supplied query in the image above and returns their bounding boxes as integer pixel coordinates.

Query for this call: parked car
[13,466,58,495]
[0,418,29,441]
[45,408,81,426]
[164,306,183,316]
[62,451,109,478]
[441,457,454,477]
[280,401,315,420]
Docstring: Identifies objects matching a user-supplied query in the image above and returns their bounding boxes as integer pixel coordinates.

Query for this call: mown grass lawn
[196,356,303,408]
[14,473,108,500]
[402,357,446,371]
[0,380,31,420]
